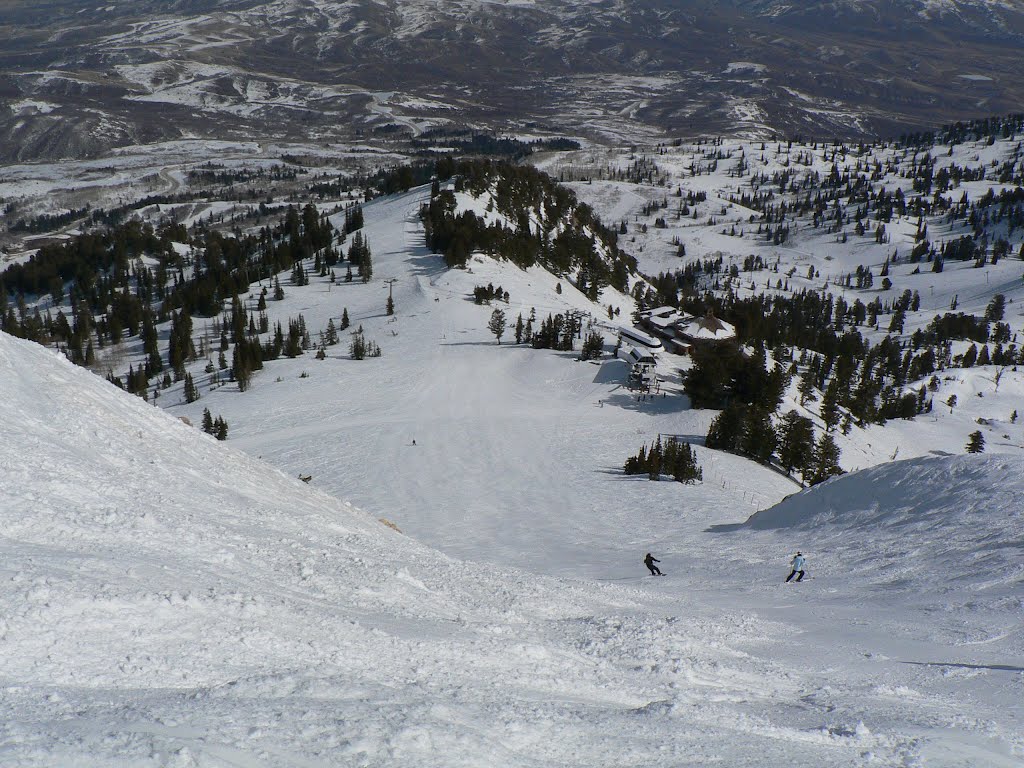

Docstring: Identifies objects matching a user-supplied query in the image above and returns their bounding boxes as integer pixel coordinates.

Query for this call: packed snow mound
[746,453,1024,533]
[745,454,1024,587]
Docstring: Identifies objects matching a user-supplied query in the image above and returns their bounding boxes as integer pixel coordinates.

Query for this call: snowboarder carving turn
[786,552,806,582]
[644,552,662,576]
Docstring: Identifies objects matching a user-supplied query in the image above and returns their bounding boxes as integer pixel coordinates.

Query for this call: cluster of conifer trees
[671,284,1019,483]
[420,160,635,298]
[624,437,702,484]
[473,283,509,304]
[0,197,363,404]
[201,408,229,440]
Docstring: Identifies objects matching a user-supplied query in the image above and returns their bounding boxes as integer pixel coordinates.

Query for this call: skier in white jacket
[786,552,806,582]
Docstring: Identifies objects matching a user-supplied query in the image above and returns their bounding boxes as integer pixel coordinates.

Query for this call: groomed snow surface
[2,186,1023,765]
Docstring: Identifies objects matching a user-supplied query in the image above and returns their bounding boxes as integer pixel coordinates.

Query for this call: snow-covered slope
[2,327,1024,764]
[2,330,689,766]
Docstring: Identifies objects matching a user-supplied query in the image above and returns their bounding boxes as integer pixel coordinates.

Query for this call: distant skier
[644,552,662,576]
[786,552,806,582]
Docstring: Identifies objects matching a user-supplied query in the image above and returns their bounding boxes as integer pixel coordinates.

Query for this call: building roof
[646,313,683,330]
[639,306,678,319]
[679,310,736,342]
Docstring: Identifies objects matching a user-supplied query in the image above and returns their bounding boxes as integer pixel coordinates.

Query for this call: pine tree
[624,439,702,484]
[183,373,199,403]
[807,433,843,485]
[580,330,604,360]
[202,407,214,433]
[284,317,303,358]
[350,330,367,360]
[349,232,373,282]
[624,444,648,475]
[740,408,777,463]
[820,378,842,431]
[341,308,350,330]
[706,403,745,453]
[668,440,702,484]
[966,430,985,453]
[488,308,507,344]
[985,294,1006,322]
[559,316,575,351]
[778,410,815,478]
[233,344,252,392]
[737,409,774,462]
[647,436,663,480]
[797,370,817,405]
[962,344,978,368]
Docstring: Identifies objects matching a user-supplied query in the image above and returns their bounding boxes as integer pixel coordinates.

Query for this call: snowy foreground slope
[2,333,1023,765]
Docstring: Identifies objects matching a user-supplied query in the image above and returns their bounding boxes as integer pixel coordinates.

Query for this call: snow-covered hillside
[2,320,1023,764]
[3,118,1024,763]
[534,131,1024,472]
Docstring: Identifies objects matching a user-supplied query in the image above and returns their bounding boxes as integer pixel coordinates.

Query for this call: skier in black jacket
[644,552,662,576]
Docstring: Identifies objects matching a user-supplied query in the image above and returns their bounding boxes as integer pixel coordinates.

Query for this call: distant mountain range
[2,0,1023,161]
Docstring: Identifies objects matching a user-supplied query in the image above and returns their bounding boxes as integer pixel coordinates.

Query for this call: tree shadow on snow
[900,661,1024,674]
[594,466,651,477]
[439,340,520,348]
[602,391,681,414]
[705,522,746,533]
[403,250,448,280]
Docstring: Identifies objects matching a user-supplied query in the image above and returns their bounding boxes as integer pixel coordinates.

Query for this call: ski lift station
[615,326,662,388]
[617,326,663,352]
[618,345,657,385]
